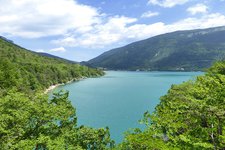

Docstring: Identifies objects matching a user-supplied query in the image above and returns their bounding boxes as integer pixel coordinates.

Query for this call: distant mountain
[87,26,225,71]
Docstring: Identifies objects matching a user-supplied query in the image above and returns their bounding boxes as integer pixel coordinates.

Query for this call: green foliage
[0,90,114,150]
[121,61,225,150]
[0,37,112,149]
[87,26,225,71]
[0,37,104,94]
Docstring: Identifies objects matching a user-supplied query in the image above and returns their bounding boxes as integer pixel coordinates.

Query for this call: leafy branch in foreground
[0,90,114,150]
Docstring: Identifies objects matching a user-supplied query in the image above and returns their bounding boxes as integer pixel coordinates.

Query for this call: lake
[52,71,202,143]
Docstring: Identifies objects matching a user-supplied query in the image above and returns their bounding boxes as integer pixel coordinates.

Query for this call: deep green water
[52,71,202,143]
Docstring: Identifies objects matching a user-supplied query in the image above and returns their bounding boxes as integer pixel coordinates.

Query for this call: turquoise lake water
[52,71,202,143]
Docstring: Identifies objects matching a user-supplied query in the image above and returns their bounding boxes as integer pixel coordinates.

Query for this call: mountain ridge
[38,52,77,64]
[86,26,225,71]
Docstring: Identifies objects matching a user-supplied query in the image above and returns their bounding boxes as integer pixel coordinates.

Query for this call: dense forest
[0,37,104,95]
[0,37,114,149]
[0,90,114,149]
[87,26,225,71]
[119,61,225,150]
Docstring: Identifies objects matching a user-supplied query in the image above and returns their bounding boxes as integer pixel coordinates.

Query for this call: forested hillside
[0,37,114,149]
[87,26,225,71]
[119,61,225,150]
[0,37,104,94]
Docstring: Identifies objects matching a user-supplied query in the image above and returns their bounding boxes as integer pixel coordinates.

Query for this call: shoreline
[44,77,88,94]
[44,84,62,94]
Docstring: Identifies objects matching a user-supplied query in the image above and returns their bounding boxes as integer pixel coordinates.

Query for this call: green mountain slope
[0,37,104,94]
[0,37,113,149]
[87,26,225,71]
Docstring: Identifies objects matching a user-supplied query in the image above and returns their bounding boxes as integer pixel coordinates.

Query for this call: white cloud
[0,0,225,50]
[187,4,208,15]
[53,13,225,48]
[0,0,100,38]
[52,16,138,48]
[141,11,159,18]
[49,47,66,52]
[35,47,66,53]
[35,49,45,53]
[167,13,225,31]
[148,0,189,8]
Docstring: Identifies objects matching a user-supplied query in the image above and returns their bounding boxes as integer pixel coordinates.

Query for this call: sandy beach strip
[44,84,61,94]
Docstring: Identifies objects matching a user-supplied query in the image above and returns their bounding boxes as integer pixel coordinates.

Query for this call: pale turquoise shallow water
[52,71,202,143]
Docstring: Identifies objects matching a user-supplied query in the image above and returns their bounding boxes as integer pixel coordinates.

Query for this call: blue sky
[1,0,225,61]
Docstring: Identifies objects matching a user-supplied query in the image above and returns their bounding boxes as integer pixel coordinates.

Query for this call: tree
[121,61,225,150]
[0,90,114,150]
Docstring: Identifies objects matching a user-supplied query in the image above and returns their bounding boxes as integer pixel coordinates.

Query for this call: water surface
[53,71,202,143]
